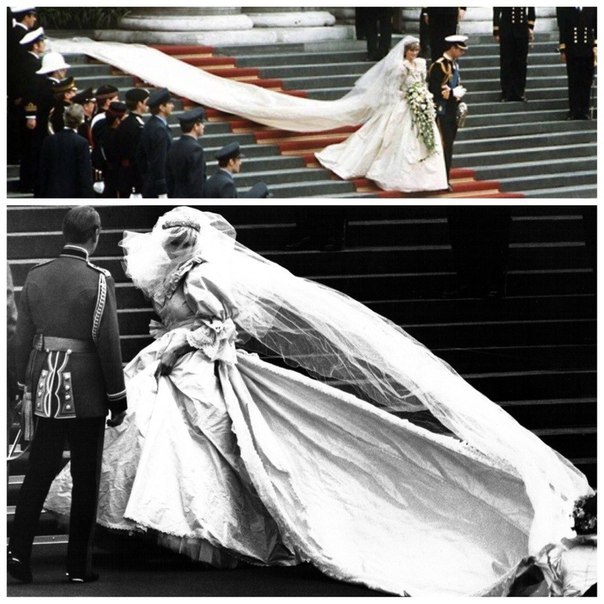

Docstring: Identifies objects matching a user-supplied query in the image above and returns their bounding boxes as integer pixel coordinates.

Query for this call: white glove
[158,194,168,199]
[93,181,105,195]
[452,86,467,100]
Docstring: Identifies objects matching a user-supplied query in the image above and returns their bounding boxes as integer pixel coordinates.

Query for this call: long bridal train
[50,36,447,192]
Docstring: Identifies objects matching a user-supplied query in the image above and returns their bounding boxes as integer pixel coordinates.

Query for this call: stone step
[458,119,595,141]
[499,170,597,193]
[525,185,598,199]
[474,156,597,180]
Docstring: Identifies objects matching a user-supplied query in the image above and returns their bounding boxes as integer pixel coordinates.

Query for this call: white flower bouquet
[406,81,437,158]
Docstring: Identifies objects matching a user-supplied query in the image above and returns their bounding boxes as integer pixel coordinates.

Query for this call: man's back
[37,129,94,198]
[167,135,206,198]
[204,169,237,198]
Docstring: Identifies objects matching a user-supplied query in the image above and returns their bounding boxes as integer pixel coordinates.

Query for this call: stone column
[96,6,351,46]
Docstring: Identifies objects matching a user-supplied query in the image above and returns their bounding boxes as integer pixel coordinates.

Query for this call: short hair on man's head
[62,206,101,244]
[180,121,198,134]
[217,157,231,168]
[64,103,85,129]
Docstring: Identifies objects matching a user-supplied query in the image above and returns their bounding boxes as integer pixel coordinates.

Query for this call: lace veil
[121,207,592,555]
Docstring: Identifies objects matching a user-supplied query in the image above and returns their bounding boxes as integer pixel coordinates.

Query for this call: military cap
[147,87,175,109]
[36,51,70,74]
[95,84,119,102]
[245,182,270,198]
[107,101,128,118]
[19,26,44,46]
[11,6,36,16]
[125,87,150,103]
[445,35,469,50]
[215,141,244,162]
[51,76,77,95]
[72,87,95,105]
[178,107,206,128]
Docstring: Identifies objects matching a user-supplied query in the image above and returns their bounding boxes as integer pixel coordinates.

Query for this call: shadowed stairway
[7,204,596,570]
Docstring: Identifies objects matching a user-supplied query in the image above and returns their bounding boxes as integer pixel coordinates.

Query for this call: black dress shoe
[7,551,33,583]
[67,571,100,583]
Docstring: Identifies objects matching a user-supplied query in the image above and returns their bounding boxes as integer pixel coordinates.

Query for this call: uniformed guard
[493,7,535,102]
[428,34,468,186]
[115,87,149,198]
[557,7,597,120]
[138,87,175,198]
[167,106,207,198]
[8,6,37,163]
[16,27,45,192]
[8,206,127,585]
[204,142,270,198]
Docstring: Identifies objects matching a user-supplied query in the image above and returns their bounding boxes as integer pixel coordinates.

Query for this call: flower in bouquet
[406,81,437,159]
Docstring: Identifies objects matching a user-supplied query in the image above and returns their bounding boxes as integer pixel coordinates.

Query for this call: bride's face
[404,45,420,61]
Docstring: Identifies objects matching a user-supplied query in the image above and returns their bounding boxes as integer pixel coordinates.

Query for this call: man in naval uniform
[7,6,37,164]
[8,206,127,585]
[115,87,149,198]
[428,34,468,187]
[204,141,269,198]
[138,87,175,198]
[167,106,207,198]
[493,7,536,102]
[557,7,597,120]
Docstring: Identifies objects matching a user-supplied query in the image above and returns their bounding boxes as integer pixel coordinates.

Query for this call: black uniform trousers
[437,111,458,181]
[566,56,595,119]
[447,207,511,295]
[356,8,393,60]
[10,416,105,576]
[499,34,530,100]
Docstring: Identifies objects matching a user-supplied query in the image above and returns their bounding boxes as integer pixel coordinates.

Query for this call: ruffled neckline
[156,254,205,305]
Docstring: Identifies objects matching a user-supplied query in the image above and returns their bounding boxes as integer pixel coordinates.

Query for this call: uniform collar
[61,245,89,261]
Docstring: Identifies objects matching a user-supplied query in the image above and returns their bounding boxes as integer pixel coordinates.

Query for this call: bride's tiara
[162,220,201,232]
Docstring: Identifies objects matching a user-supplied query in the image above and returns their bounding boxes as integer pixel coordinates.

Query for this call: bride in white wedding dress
[44,207,592,597]
[50,36,446,193]
[315,36,448,192]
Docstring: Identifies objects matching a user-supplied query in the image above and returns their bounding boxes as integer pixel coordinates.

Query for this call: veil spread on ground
[121,207,592,556]
[51,36,420,133]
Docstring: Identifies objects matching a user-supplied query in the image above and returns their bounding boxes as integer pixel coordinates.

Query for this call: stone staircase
[7,205,597,551]
[8,32,595,198]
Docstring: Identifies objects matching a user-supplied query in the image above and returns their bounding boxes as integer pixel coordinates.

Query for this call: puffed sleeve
[183,261,238,322]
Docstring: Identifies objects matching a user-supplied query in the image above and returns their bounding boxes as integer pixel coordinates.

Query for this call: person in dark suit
[8,206,127,584]
[167,106,207,198]
[16,27,45,193]
[138,88,175,198]
[423,7,466,64]
[204,142,270,199]
[35,104,95,198]
[115,87,149,198]
[494,8,535,102]
[355,8,394,61]
[557,7,597,120]
[428,35,468,186]
[97,101,128,198]
[7,6,37,164]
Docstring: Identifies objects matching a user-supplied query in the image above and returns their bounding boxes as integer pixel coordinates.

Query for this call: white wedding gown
[315,58,448,192]
[43,254,587,597]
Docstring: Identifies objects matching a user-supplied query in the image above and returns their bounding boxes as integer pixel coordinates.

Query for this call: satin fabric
[43,260,541,596]
[315,58,448,192]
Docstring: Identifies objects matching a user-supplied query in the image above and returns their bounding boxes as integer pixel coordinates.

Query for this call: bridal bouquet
[406,81,437,157]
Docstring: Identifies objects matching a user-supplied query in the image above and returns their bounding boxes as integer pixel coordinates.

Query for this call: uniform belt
[32,334,95,353]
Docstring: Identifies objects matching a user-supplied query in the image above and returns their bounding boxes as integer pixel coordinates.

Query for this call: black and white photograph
[4,3,598,599]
